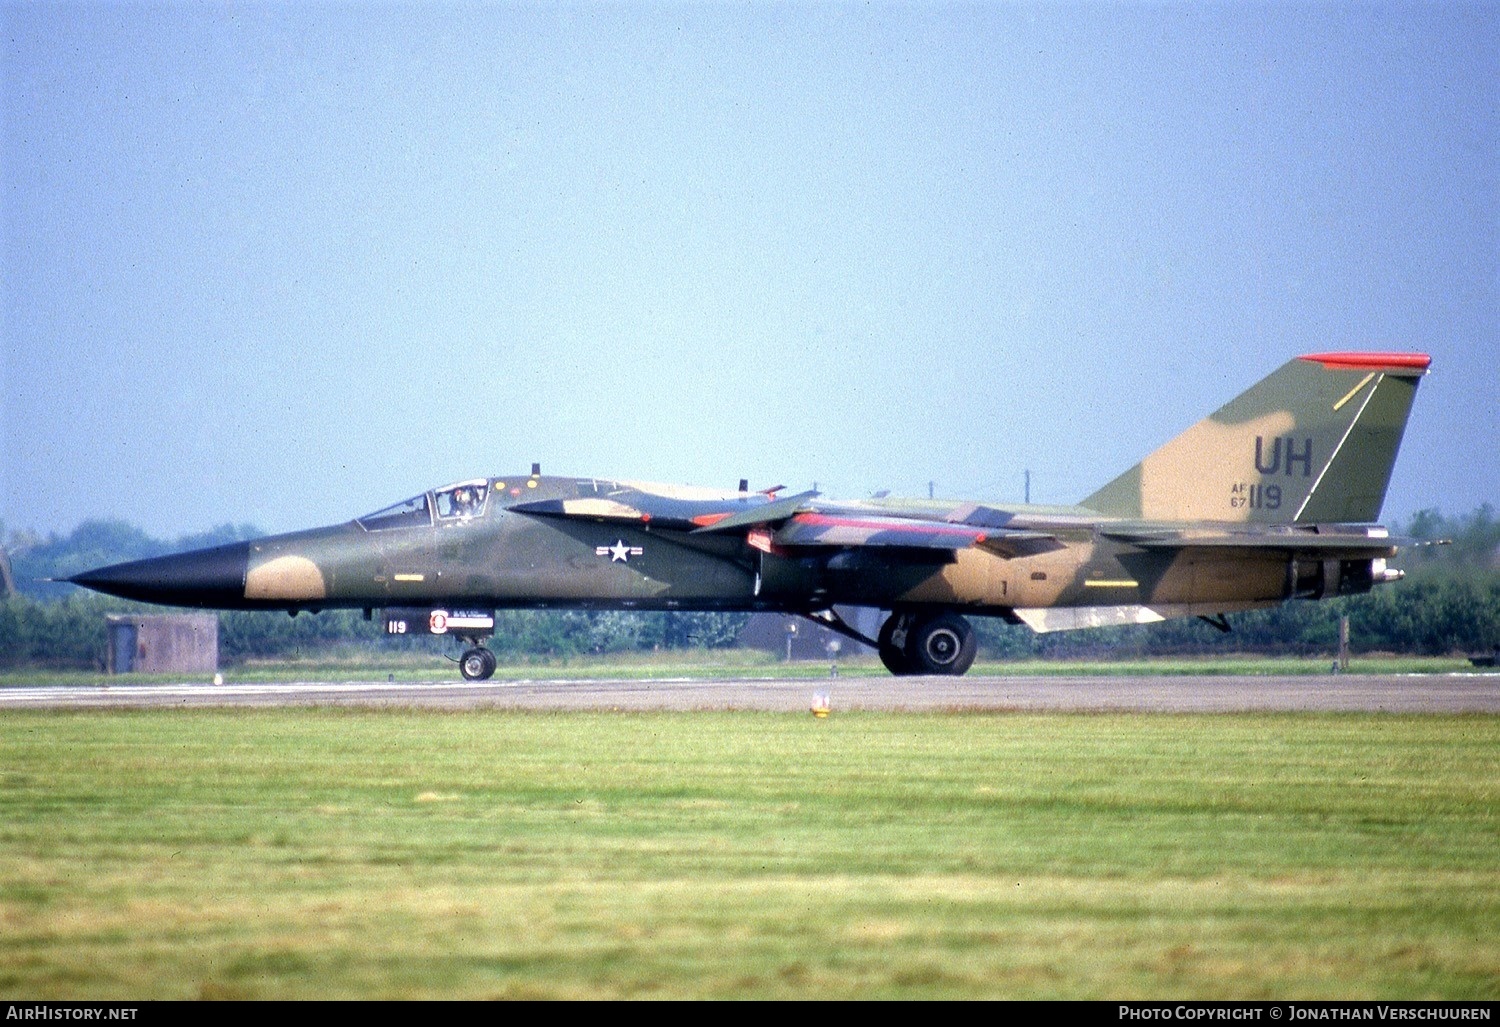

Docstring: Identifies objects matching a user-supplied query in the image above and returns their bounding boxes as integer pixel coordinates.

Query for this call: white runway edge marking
[1,674,1496,712]
[0,680,469,703]
[0,678,727,704]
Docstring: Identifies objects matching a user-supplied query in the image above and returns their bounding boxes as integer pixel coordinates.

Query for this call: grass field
[1,708,1495,999]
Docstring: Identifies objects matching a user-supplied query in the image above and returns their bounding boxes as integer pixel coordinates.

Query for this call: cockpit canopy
[434,480,489,519]
[358,479,491,531]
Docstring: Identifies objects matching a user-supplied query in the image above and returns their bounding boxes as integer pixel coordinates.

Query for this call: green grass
[1,709,1495,999]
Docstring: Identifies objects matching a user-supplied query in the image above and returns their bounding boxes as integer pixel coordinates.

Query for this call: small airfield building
[105,614,218,675]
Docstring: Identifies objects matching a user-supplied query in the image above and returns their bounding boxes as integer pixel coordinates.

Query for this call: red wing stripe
[792,513,982,537]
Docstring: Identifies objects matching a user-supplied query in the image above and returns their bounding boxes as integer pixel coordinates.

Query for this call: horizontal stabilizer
[1100,526,1406,557]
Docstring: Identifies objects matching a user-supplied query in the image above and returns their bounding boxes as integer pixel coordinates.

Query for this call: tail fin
[1082,352,1430,523]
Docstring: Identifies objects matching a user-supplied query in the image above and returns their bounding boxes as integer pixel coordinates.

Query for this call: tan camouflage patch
[245,555,327,600]
[560,498,645,519]
[1137,410,1296,521]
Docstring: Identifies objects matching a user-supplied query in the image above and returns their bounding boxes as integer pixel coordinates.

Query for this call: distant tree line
[1,506,1495,669]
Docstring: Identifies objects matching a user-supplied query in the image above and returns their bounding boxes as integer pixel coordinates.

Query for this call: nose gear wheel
[459,646,497,681]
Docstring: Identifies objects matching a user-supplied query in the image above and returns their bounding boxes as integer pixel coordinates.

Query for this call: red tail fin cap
[1300,352,1431,371]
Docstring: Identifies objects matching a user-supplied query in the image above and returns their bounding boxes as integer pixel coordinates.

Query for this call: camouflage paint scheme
[72,353,1430,678]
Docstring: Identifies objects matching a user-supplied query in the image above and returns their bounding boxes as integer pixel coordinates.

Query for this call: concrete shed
[105,614,219,675]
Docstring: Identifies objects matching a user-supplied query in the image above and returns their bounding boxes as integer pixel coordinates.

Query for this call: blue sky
[4,1,1496,539]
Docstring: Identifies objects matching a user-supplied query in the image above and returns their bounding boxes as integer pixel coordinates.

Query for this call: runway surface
[2,673,1497,713]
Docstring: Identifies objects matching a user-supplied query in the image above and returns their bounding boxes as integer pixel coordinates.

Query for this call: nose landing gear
[458,641,497,681]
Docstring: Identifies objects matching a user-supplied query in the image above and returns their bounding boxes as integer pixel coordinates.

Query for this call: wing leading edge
[770,512,1063,558]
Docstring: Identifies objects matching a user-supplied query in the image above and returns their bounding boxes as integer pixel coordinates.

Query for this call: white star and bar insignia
[596,540,644,563]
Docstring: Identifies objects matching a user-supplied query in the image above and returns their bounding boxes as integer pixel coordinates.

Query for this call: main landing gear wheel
[878,613,918,676]
[877,611,978,677]
[459,646,497,681]
[907,613,978,675]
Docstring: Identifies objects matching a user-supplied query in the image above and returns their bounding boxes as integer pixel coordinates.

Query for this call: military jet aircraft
[71,352,1430,679]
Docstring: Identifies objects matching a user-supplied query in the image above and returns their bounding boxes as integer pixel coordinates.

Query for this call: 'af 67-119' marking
[1230,482,1282,510]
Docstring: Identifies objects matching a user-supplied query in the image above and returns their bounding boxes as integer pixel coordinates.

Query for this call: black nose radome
[70,542,251,608]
